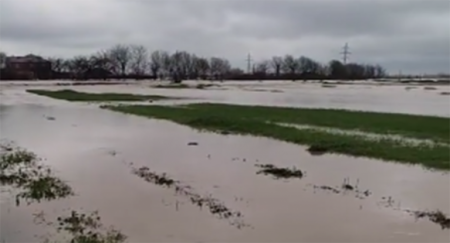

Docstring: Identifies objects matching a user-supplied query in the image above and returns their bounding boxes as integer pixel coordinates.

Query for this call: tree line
[3,44,388,82]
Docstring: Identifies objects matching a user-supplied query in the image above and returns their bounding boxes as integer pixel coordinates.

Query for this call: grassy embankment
[27,89,173,102]
[103,103,450,170]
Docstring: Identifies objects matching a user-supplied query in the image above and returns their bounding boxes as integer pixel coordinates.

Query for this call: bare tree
[298,56,321,76]
[270,56,283,77]
[255,60,270,76]
[66,56,90,80]
[195,57,210,79]
[48,57,65,73]
[166,51,194,82]
[149,50,166,79]
[129,45,148,76]
[90,51,113,72]
[374,64,386,78]
[210,57,230,81]
[107,44,131,76]
[282,55,300,79]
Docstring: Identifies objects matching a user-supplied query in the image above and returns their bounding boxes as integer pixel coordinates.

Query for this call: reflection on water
[0,102,449,242]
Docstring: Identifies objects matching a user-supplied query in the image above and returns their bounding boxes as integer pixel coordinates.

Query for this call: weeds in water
[408,209,450,229]
[0,143,74,205]
[133,167,176,187]
[311,178,371,199]
[424,87,437,90]
[36,210,127,243]
[132,166,248,229]
[255,164,303,179]
[27,89,173,102]
[440,92,450,96]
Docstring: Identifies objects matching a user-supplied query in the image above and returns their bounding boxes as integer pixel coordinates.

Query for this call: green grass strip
[187,103,450,143]
[27,89,172,102]
[103,104,450,170]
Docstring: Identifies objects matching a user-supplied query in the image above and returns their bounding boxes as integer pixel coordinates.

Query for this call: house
[5,54,51,80]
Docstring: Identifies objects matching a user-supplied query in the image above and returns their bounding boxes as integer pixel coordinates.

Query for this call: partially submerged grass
[185,103,450,143]
[0,143,74,205]
[407,209,450,229]
[36,210,127,243]
[27,89,172,102]
[153,83,216,89]
[103,104,450,170]
[1,143,127,242]
[132,166,248,229]
[255,164,303,179]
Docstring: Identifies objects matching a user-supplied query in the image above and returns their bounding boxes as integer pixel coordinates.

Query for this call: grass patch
[102,104,450,170]
[185,103,450,143]
[27,89,172,102]
[153,83,216,90]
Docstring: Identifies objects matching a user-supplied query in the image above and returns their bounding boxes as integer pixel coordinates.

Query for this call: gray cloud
[0,0,449,74]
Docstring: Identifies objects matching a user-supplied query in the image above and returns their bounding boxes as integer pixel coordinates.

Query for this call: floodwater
[1,82,449,242]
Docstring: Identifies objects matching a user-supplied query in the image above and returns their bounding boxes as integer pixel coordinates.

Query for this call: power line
[340,43,351,64]
[246,53,252,74]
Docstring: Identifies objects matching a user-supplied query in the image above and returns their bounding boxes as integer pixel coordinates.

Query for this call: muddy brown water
[1,84,449,242]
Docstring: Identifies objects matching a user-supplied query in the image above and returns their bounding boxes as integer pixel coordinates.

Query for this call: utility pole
[246,53,252,74]
[340,43,351,64]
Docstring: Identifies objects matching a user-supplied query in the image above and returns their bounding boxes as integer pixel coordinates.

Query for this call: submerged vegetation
[103,103,450,170]
[132,166,248,229]
[1,143,127,243]
[408,210,450,230]
[0,143,74,205]
[27,89,173,102]
[255,164,304,179]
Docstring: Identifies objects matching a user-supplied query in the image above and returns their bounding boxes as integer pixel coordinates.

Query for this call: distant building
[5,54,51,80]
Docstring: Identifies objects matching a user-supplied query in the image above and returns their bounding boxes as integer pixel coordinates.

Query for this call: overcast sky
[0,0,449,74]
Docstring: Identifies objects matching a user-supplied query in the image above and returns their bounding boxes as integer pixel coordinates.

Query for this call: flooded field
[1,81,449,242]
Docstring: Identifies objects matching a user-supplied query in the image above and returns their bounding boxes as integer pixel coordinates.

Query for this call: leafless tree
[165,51,194,82]
[255,60,270,76]
[374,65,386,78]
[210,57,231,81]
[129,45,148,76]
[161,51,172,80]
[149,50,166,79]
[107,44,131,76]
[270,56,283,77]
[65,56,90,79]
[195,57,210,79]
[282,55,300,78]
[89,51,113,72]
[298,56,321,75]
[48,57,65,73]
